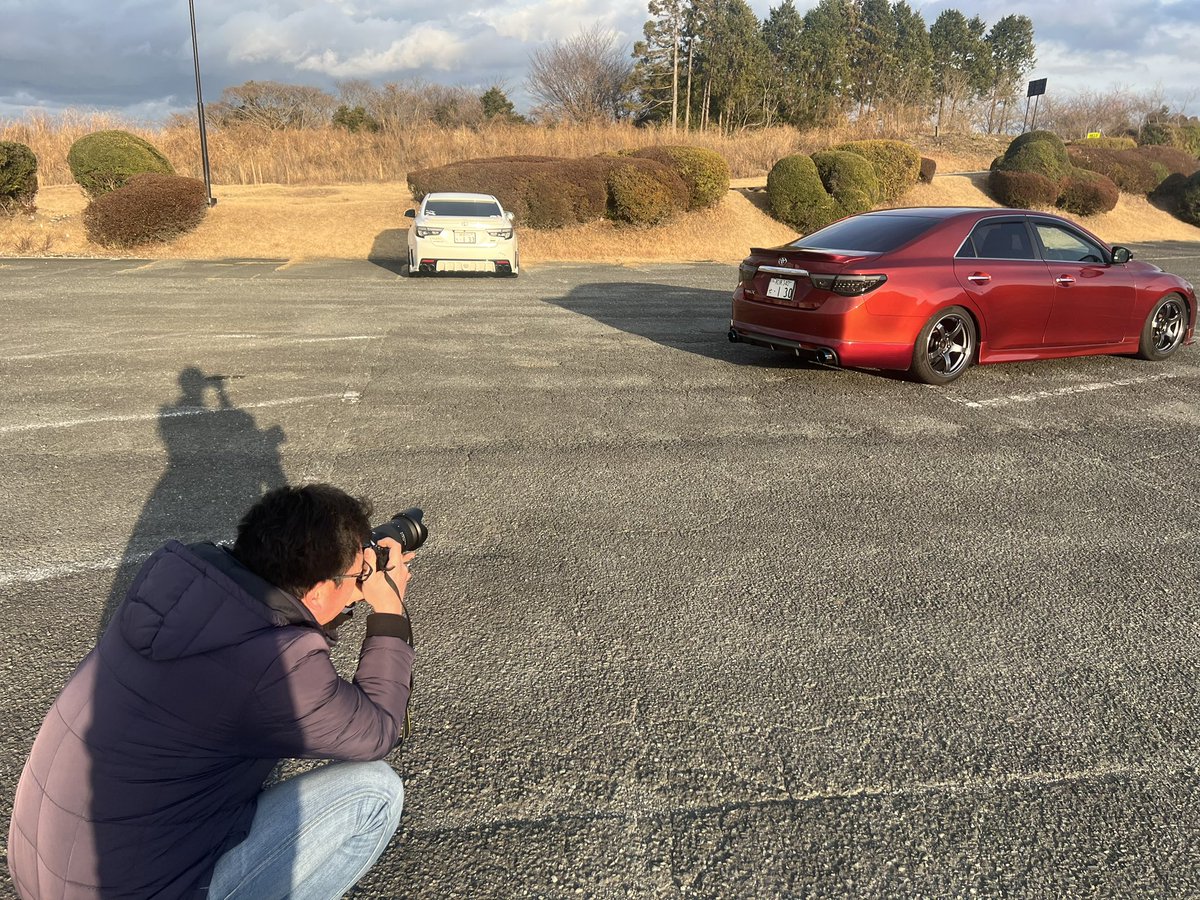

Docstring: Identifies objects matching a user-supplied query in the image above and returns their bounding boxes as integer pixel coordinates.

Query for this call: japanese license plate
[766,277,795,300]
[454,231,477,244]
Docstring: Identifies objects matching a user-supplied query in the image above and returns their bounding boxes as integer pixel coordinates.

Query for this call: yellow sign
[1086,132,1102,138]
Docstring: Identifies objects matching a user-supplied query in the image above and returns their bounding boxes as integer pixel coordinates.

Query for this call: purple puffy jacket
[7,540,414,899]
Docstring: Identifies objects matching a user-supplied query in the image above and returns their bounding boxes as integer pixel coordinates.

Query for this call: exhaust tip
[727,328,739,343]
[816,348,839,365]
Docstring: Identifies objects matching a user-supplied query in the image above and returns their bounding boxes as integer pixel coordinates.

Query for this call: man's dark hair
[233,484,373,597]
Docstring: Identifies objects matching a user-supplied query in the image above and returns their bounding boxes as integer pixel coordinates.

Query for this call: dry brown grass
[2,110,943,186]
[1,114,1194,262]
[4,175,1194,264]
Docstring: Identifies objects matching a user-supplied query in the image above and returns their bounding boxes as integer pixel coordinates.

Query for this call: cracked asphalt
[1,243,1199,898]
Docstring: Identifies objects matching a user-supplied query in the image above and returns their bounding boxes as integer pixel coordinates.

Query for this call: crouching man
[8,484,418,899]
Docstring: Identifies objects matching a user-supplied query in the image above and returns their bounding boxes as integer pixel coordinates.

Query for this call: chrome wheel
[925,313,973,378]
[1152,298,1186,353]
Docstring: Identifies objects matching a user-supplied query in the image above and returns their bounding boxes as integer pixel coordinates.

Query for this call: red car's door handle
[1055,275,1076,286]
[967,273,991,284]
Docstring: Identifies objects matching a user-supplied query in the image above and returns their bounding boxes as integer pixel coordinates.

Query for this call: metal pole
[1031,94,1040,132]
[188,0,215,206]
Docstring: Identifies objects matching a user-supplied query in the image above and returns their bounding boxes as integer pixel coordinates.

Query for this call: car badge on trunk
[778,257,788,265]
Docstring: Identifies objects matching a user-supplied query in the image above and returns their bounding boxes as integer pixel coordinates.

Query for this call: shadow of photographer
[96,366,288,639]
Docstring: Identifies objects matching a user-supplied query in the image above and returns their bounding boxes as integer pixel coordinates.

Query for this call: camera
[369,508,428,572]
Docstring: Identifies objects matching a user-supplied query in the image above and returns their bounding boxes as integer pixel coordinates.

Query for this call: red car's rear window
[791,214,940,254]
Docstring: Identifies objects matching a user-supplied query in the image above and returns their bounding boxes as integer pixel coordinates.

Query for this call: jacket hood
[119,540,321,661]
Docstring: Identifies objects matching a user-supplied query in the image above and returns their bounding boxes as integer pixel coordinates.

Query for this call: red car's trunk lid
[743,247,879,307]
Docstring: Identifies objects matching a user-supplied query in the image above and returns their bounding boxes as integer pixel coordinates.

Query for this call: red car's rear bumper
[730,288,917,370]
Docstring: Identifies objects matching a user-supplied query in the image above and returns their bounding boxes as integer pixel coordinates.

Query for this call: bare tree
[526,23,633,123]
[210,81,335,129]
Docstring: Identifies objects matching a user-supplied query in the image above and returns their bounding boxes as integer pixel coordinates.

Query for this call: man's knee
[340,760,404,834]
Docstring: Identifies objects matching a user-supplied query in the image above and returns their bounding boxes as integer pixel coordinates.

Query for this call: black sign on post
[1022,78,1048,132]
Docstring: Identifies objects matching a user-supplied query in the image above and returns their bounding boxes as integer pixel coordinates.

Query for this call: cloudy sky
[1,0,1197,122]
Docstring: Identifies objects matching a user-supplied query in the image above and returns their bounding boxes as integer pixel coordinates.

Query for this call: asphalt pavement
[1,244,1199,898]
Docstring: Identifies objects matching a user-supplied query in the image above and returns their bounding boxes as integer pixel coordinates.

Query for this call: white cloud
[297,25,470,75]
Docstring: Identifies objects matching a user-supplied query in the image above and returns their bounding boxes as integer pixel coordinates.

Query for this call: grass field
[1,116,1196,261]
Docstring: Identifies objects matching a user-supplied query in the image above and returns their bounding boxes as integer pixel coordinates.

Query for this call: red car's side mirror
[1111,246,1132,264]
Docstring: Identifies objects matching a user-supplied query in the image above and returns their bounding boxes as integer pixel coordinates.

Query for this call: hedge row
[0,141,38,215]
[1066,143,1198,194]
[408,145,728,228]
[989,131,1120,215]
[766,139,923,233]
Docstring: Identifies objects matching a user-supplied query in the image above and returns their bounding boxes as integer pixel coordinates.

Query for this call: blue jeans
[207,761,404,900]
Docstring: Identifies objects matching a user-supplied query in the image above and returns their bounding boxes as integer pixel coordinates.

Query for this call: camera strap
[381,568,413,742]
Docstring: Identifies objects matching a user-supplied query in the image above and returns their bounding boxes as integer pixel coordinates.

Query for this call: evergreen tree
[930,10,991,130]
[795,0,856,127]
[762,0,807,126]
[851,0,897,120]
[480,86,517,121]
[885,1,932,124]
[632,0,688,127]
[705,0,771,128]
[985,15,1036,133]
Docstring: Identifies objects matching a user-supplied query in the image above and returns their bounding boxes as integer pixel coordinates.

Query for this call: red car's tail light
[738,263,757,286]
[810,274,888,296]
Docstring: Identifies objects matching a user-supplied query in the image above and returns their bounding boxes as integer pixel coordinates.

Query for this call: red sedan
[729,207,1195,384]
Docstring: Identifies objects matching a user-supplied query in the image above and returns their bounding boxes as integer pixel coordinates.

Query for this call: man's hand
[361,538,415,617]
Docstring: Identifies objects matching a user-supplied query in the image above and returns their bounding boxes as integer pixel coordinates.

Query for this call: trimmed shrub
[1006,130,1063,157]
[833,139,921,202]
[67,130,174,198]
[988,169,1059,208]
[630,145,730,209]
[83,173,208,247]
[1134,145,1200,179]
[605,157,689,226]
[1066,145,1162,193]
[919,157,937,183]
[811,150,879,217]
[995,132,1072,182]
[407,156,612,229]
[0,141,38,215]
[767,154,834,232]
[1076,136,1137,151]
[1057,169,1119,215]
[993,131,1072,183]
[1175,171,1200,226]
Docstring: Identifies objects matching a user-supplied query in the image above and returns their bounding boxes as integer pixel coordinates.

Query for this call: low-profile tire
[910,306,977,385]
[1135,293,1188,361]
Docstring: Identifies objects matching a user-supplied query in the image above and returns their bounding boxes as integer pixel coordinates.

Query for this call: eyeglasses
[330,561,373,589]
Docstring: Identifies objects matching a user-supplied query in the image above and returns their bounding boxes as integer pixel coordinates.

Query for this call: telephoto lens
[369,508,428,573]
[371,508,427,552]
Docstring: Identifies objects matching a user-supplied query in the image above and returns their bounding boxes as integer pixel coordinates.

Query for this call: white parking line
[1,334,380,362]
[0,392,361,435]
[944,372,1179,408]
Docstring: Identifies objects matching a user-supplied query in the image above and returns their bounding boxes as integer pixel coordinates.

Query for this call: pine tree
[763,0,806,126]
[985,15,1036,133]
[930,9,991,131]
[851,0,897,122]
[795,0,856,127]
[632,0,688,127]
[884,1,932,126]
